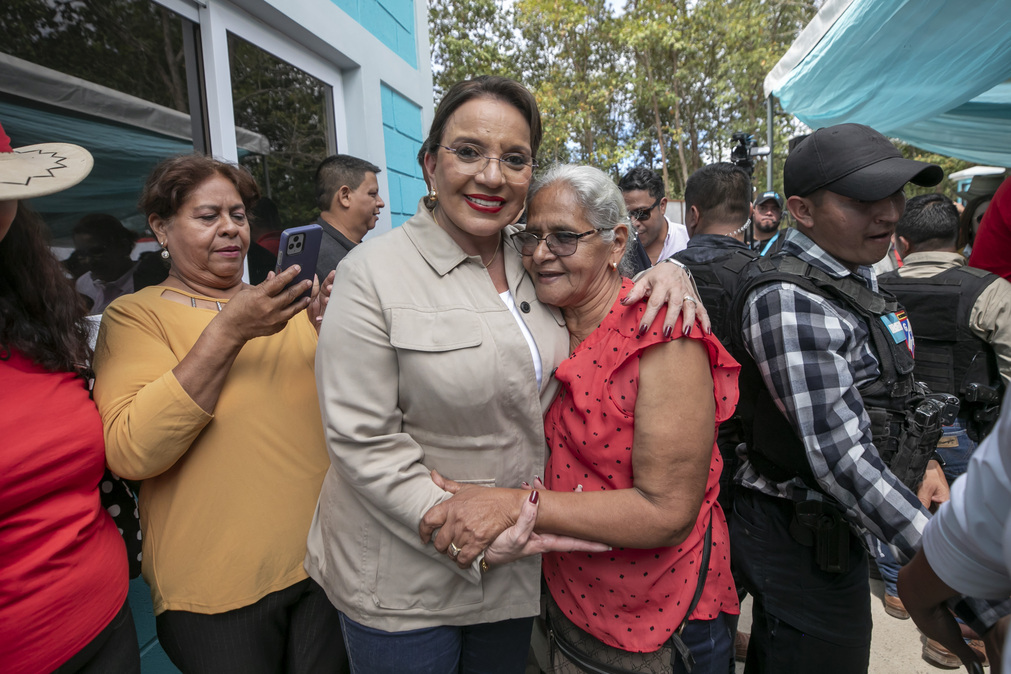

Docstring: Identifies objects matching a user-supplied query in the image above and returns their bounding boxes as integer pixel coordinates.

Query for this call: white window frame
[188,0,348,161]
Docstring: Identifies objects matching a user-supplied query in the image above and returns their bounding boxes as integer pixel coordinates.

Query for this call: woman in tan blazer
[305,76,702,674]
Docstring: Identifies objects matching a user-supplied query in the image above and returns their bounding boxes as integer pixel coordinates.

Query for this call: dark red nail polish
[529,491,539,504]
[663,326,672,339]
[638,324,648,335]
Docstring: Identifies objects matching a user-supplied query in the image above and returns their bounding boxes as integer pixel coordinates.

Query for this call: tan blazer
[306,202,568,630]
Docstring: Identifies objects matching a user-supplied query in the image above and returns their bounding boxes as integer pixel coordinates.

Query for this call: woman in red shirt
[424,164,740,673]
[0,124,140,673]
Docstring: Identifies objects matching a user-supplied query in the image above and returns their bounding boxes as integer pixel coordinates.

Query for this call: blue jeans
[874,417,979,595]
[339,612,534,674]
[674,614,735,674]
[934,417,978,484]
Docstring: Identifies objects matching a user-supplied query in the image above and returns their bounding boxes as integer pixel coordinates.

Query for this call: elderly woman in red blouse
[422,164,740,673]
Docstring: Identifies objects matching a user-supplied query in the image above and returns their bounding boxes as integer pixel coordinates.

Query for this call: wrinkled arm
[533,337,715,546]
[423,337,716,552]
[482,490,610,568]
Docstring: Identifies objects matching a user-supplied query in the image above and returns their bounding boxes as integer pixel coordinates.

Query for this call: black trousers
[730,489,872,674]
[54,596,141,674]
[156,577,348,674]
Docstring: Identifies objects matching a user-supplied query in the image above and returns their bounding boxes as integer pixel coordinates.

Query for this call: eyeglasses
[439,144,537,184]
[510,229,598,256]
[628,197,662,222]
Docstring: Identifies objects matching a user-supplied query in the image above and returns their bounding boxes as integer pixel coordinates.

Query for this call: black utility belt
[788,500,852,574]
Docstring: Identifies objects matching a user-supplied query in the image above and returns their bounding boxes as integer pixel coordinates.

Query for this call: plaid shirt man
[739,226,1006,631]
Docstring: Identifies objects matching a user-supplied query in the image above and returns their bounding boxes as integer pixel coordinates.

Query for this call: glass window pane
[228,32,332,235]
[1,0,203,318]
[1,0,202,240]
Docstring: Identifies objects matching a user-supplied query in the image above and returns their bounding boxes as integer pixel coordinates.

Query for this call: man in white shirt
[619,167,689,265]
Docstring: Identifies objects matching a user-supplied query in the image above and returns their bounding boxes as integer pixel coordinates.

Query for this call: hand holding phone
[275,225,323,301]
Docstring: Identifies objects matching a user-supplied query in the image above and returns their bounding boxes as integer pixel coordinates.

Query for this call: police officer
[880,193,1010,453]
[727,123,1008,673]
[673,162,757,513]
[875,192,1011,664]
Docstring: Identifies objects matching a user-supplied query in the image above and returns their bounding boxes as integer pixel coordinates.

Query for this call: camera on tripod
[730,132,770,176]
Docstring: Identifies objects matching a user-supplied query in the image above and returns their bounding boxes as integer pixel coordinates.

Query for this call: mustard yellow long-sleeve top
[93,286,329,615]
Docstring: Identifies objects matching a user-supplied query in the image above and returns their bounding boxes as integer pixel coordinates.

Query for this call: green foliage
[429,0,518,100]
[896,142,975,199]
[228,34,330,230]
[2,0,189,112]
[426,0,820,198]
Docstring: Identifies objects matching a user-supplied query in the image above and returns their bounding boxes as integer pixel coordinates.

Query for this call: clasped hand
[420,471,608,570]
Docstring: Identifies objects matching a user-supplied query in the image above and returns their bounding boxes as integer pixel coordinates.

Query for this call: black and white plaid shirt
[738,227,1010,631]
[738,227,928,562]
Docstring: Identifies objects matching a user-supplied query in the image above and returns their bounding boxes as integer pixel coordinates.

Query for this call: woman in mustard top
[92,154,344,673]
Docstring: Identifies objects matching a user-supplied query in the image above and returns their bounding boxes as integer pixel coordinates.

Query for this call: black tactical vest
[673,247,757,349]
[877,266,1003,404]
[729,255,918,491]
[673,246,762,510]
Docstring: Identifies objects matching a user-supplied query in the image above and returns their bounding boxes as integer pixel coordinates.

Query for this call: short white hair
[528,164,634,273]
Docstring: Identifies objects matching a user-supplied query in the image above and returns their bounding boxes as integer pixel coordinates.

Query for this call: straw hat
[956,173,1006,201]
[0,121,93,201]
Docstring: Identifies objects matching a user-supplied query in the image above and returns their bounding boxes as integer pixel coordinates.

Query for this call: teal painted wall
[330,0,417,68]
[381,83,427,228]
[130,577,181,673]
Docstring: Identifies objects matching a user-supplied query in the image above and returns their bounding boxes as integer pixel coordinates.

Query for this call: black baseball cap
[784,123,942,201]
[755,191,783,208]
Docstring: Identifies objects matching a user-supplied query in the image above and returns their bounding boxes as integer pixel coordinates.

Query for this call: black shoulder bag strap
[549,513,714,674]
[668,512,714,673]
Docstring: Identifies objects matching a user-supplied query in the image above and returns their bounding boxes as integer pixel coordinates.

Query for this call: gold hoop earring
[424,187,439,209]
[610,261,618,270]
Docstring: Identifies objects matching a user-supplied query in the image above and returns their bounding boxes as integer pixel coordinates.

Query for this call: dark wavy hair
[140,154,260,220]
[0,203,92,373]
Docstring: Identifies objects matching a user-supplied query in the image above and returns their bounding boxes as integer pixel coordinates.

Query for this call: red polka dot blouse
[543,279,741,652]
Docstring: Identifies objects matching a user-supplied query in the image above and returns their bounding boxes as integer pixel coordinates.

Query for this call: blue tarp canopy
[765,0,1011,167]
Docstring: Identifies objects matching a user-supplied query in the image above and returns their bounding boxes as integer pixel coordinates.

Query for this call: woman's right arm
[95,268,310,479]
[173,268,310,412]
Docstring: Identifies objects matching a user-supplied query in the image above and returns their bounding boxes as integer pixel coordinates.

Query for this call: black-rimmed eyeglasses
[628,197,662,222]
[439,144,537,184]
[510,230,598,256]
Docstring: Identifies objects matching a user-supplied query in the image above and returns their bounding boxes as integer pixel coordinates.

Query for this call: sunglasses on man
[628,196,662,222]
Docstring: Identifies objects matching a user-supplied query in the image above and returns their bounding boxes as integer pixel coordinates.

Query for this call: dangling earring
[610,261,617,270]
[424,186,439,210]
[160,242,170,260]
[422,184,438,211]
